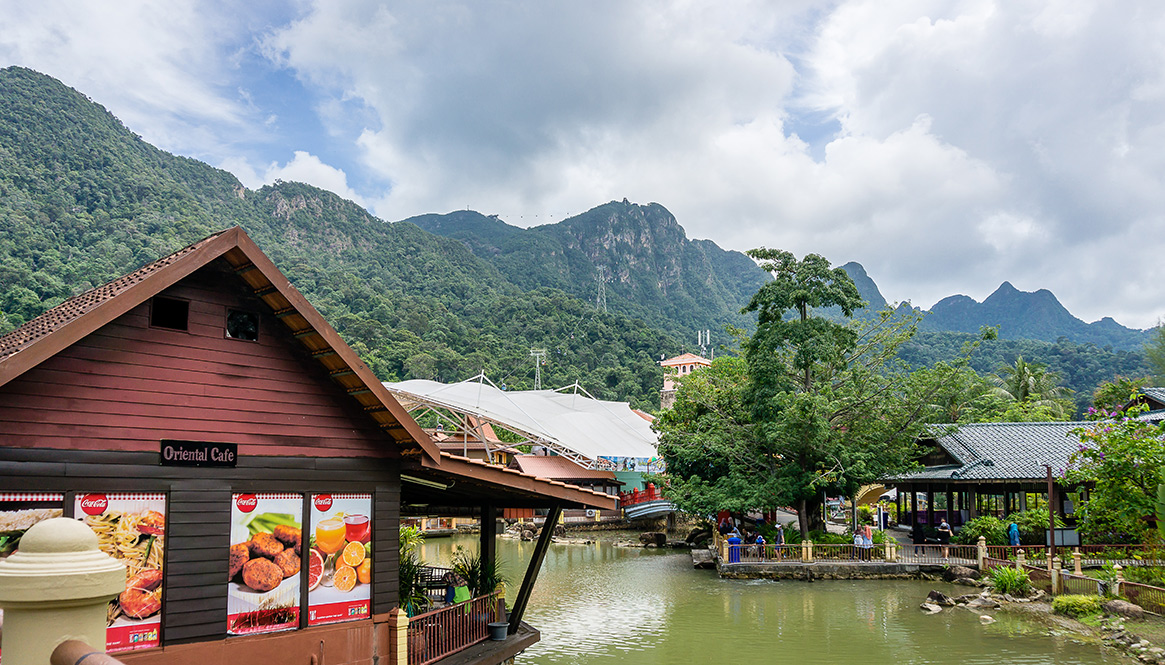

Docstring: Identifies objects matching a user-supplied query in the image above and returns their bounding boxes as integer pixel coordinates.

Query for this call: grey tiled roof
[886,421,1087,483]
[1140,388,1165,408]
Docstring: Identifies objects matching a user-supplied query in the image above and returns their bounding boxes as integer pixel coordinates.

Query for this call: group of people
[852,524,875,559]
[719,514,786,563]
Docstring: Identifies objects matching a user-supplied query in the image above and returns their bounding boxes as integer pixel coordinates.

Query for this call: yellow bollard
[0,517,125,665]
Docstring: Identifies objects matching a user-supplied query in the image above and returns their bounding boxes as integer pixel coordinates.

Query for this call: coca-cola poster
[307,493,371,626]
[227,493,302,635]
[74,492,167,653]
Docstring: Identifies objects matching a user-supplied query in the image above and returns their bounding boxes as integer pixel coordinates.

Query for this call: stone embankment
[920,584,1165,663]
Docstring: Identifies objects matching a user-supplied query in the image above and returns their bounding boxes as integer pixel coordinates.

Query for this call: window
[150,297,189,331]
[226,309,259,341]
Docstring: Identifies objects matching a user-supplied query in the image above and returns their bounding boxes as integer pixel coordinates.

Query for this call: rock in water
[980,615,996,624]
[920,602,943,614]
[927,590,956,607]
[691,549,715,569]
[639,532,667,547]
[944,565,981,581]
[1102,599,1145,620]
[966,597,1001,610]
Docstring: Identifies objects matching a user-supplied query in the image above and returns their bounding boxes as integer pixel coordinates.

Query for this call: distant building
[659,352,711,409]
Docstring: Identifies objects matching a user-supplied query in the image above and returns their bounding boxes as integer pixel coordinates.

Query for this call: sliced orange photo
[341,540,366,567]
[333,564,357,592]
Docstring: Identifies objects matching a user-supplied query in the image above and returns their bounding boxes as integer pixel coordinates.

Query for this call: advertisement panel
[75,492,166,652]
[600,456,666,473]
[307,493,372,626]
[227,493,302,635]
[0,492,66,663]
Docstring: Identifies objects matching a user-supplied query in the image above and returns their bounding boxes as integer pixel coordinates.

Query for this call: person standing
[1008,521,1021,552]
[938,519,953,558]
[727,531,743,563]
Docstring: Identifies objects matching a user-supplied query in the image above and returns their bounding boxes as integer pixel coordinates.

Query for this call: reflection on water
[421,536,1118,665]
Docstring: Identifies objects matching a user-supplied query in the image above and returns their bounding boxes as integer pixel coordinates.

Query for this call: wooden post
[509,503,561,635]
[0,518,125,665]
[1073,548,1082,576]
[977,536,987,570]
[387,607,409,665]
[481,501,497,594]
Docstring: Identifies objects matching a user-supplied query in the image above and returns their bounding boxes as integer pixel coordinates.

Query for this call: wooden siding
[0,448,401,646]
[0,264,394,458]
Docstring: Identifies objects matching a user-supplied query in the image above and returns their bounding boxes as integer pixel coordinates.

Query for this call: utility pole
[595,266,609,313]
[529,349,547,390]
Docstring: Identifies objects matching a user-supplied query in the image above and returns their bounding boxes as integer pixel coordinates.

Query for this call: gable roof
[886,421,1086,483]
[0,227,441,462]
[1137,387,1165,410]
[510,455,617,481]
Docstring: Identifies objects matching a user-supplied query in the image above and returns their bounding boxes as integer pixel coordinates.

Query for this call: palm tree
[990,356,1073,418]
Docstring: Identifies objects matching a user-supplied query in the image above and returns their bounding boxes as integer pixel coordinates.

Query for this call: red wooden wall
[0,263,395,458]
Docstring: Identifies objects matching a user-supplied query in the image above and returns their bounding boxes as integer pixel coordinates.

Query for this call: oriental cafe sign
[160,440,238,467]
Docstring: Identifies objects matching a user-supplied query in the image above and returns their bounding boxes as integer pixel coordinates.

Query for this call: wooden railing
[407,590,505,665]
[51,641,126,665]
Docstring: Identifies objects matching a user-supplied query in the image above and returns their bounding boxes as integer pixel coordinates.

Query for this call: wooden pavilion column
[508,503,561,635]
[925,486,934,528]
[967,488,978,520]
[480,501,497,586]
[910,489,919,527]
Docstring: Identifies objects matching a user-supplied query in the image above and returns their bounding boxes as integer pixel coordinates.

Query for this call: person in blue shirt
[1008,522,1021,549]
[727,531,743,563]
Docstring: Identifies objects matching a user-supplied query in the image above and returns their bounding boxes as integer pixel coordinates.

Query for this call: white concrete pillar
[0,517,125,665]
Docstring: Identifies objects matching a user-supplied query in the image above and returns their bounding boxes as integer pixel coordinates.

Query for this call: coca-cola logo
[235,494,258,513]
[313,494,333,512]
[79,494,108,516]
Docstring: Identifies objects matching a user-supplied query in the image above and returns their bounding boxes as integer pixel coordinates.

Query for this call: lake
[420,534,1120,665]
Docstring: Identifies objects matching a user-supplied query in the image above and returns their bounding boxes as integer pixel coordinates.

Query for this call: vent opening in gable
[150,297,189,331]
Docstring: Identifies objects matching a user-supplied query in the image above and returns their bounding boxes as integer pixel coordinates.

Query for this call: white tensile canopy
[384,377,659,470]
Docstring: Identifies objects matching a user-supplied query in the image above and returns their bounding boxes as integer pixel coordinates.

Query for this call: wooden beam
[481,501,497,596]
[508,503,560,635]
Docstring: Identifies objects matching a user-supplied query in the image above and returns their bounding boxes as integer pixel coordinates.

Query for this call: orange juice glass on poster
[316,518,347,555]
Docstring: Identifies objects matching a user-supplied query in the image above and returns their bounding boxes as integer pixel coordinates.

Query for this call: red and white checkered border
[0,492,64,502]
[234,492,303,501]
[76,492,165,502]
[315,493,371,501]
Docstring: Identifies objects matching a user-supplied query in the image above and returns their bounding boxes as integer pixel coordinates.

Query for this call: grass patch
[1053,594,1103,619]
[990,566,1032,596]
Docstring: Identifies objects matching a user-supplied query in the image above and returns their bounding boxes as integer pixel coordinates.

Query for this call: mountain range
[0,66,1153,411]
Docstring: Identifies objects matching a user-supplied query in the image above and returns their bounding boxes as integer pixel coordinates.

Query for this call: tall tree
[989,355,1074,419]
[1146,323,1165,383]
[657,250,955,536]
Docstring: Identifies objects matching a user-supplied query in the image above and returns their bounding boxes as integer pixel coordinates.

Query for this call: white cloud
[220,151,365,205]
[7,1,1165,329]
[0,1,256,156]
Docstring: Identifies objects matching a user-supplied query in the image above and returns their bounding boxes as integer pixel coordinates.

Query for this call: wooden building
[0,228,615,665]
[883,421,1085,534]
[508,455,622,496]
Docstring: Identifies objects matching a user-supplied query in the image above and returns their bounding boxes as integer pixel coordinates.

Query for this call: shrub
[1124,565,1165,588]
[989,566,1032,596]
[955,516,1007,545]
[1053,594,1103,618]
[1006,509,1064,546]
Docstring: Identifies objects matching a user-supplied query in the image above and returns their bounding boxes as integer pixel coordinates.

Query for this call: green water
[421,535,1121,665]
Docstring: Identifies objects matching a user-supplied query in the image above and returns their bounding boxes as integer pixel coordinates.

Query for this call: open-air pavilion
[883,421,1087,535]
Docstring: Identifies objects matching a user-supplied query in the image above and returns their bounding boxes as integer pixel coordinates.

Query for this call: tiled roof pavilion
[885,421,1087,484]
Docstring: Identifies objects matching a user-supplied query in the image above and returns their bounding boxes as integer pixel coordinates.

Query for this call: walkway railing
[407,589,505,665]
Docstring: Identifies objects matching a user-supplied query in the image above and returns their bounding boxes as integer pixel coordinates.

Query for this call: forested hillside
[408,201,770,343]
[0,66,1154,414]
[0,67,678,409]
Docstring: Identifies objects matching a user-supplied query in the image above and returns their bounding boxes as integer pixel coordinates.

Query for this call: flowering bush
[1066,403,1165,544]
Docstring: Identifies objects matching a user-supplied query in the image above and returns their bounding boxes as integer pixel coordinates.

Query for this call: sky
[3,1,1165,328]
